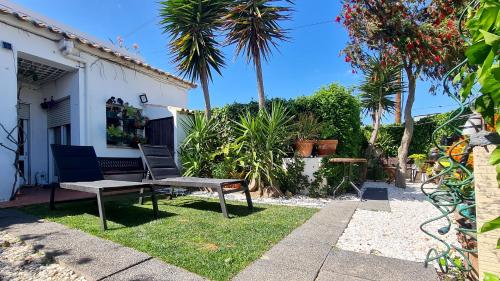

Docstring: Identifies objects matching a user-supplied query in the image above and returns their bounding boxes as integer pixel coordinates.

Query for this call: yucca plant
[179,113,220,177]
[224,0,293,110]
[359,56,403,148]
[234,102,293,196]
[160,0,227,118]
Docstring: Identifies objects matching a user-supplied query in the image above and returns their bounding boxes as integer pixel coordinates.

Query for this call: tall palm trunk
[395,68,417,188]
[254,53,266,110]
[199,64,212,119]
[365,103,382,159]
[394,70,402,124]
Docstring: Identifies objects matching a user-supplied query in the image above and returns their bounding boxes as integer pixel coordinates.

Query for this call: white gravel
[336,181,460,266]
[0,232,86,281]
[189,190,358,208]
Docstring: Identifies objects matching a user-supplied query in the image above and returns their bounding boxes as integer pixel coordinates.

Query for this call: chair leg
[149,186,159,219]
[243,183,253,210]
[217,187,229,218]
[49,183,57,210]
[96,189,107,231]
[138,188,145,205]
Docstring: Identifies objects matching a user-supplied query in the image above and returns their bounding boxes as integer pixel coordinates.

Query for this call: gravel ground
[190,190,359,208]
[0,232,86,281]
[336,181,461,266]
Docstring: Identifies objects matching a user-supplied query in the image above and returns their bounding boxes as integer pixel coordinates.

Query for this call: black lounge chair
[138,144,253,218]
[50,144,157,230]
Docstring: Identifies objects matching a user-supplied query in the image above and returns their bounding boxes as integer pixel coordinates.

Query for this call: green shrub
[294,83,363,156]
[179,113,221,177]
[275,156,309,194]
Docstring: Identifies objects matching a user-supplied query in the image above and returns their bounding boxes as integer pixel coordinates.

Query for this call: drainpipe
[58,39,89,145]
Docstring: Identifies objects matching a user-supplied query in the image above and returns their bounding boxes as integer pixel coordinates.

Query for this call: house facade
[0,1,195,201]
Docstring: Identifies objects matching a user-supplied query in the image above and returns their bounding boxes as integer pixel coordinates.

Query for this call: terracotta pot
[317,140,338,156]
[295,140,315,157]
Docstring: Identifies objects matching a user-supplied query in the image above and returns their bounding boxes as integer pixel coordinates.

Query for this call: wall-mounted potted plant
[317,126,338,156]
[123,104,138,129]
[129,135,146,148]
[294,113,321,157]
[106,125,124,145]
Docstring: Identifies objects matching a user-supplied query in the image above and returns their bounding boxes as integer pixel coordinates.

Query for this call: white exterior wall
[80,51,188,158]
[0,35,19,201]
[0,18,190,201]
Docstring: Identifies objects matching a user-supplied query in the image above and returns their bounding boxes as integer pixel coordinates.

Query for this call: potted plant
[409,154,427,171]
[317,126,339,156]
[294,113,321,157]
[106,125,123,145]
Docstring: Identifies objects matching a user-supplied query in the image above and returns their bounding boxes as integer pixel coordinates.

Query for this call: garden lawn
[21,195,317,281]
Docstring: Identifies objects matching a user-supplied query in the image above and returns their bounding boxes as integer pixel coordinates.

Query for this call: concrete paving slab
[234,201,358,281]
[322,250,438,281]
[233,259,319,281]
[316,271,370,281]
[0,209,160,281]
[103,258,206,281]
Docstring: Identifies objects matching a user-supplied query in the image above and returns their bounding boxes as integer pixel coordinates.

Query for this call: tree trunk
[199,65,212,119]
[254,54,266,111]
[394,69,402,124]
[395,69,416,188]
[369,106,381,145]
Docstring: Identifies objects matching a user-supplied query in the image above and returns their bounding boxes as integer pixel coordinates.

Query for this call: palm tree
[224,0,292,110]
[359,56,402,153]
[159,0,227,118]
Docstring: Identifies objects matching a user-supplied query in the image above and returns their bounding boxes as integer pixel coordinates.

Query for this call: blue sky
[11,0,459,124]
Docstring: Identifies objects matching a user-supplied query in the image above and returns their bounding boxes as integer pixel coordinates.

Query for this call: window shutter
[18,103,30,120]
[47,97,71,128]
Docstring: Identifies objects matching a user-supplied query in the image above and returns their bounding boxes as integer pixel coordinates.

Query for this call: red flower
[335,16,341,23]
[434,55,441,63]
[345,55,352,63]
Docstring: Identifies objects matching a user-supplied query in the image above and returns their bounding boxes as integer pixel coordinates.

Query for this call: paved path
[0,209,205,281]
[234,200,438,281]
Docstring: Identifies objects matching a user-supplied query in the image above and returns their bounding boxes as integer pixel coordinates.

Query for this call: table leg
[243,182,253,210]
[49,183,57,210]
[96,189,107,231]
[217,186,229,218]
[138,188,145,205]
[149,186,159,219]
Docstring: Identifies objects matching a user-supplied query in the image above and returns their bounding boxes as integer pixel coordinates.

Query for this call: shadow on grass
[35,198,174,228]
[160,197,264,218]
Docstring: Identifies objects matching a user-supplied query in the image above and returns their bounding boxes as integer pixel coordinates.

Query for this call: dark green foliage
[275,156,310,194]
[293,84,363,156]
[212,83,363,157]
[367,108,471,157]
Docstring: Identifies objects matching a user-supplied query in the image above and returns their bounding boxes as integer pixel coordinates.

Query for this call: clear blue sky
[11,0,459,124]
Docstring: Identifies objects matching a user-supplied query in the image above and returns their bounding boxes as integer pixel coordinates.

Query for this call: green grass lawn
[21,195,317,281]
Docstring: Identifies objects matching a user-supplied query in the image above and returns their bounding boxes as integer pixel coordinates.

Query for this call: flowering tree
[339,0,467,187]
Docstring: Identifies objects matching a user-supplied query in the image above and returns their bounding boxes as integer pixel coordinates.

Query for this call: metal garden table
[330,158,367,198]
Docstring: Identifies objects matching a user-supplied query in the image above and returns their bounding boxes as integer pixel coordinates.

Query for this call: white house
[0,0,195,201]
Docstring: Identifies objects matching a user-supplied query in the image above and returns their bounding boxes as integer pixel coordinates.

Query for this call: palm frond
[359,56,404,117]
[223,0,293,63]
[159,0,227,82]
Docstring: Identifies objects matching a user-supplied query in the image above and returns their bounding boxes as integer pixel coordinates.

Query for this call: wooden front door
[146,117,174,154]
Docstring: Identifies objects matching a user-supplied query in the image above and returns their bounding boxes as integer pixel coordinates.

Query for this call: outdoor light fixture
[139,93,148,104]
